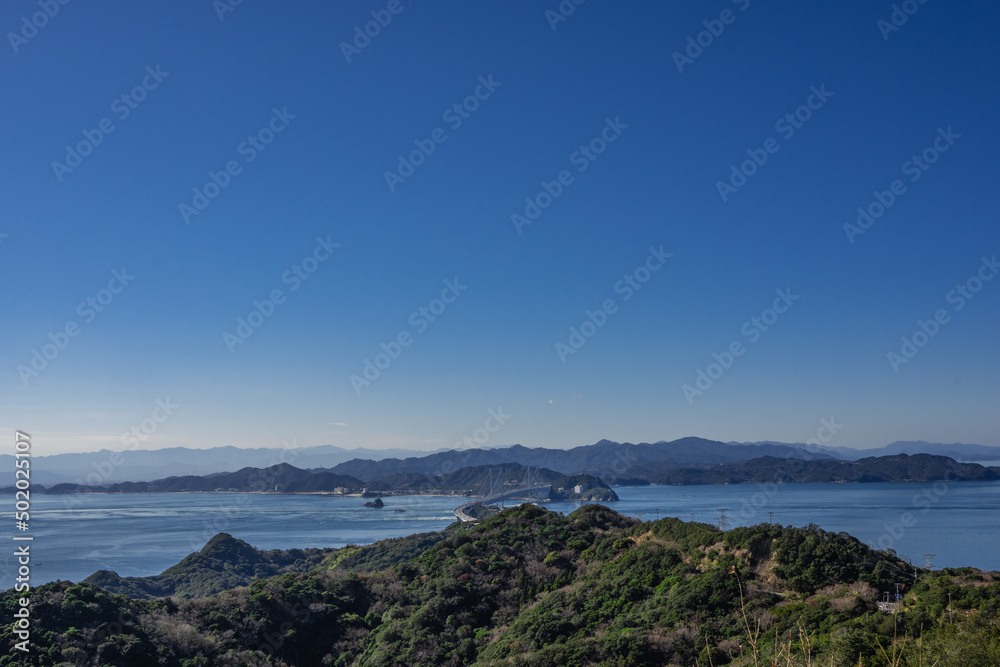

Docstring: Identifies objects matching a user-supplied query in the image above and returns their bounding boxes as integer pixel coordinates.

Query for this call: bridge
[454,485,552,522]
[453,467,551,522]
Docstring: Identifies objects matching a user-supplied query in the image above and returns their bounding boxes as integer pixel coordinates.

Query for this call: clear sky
[3,0,999,455]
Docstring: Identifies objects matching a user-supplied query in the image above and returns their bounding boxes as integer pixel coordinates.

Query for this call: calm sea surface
[13,481,1000,586]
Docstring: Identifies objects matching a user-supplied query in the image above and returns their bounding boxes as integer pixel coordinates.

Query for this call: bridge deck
[453,485,551,522]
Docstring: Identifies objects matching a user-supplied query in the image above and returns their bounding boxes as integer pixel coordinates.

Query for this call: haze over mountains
[322,438,834,484]
[3,445,447,485]
[730,440,1000,462]
[9,437,1000,486]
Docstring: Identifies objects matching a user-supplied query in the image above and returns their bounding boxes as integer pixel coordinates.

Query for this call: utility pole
[948,593,953,623]
[768,511,774,525]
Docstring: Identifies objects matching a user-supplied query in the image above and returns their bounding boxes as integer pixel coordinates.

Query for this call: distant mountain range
[6,437,999,487]
[0,444,448,485]
[31,462,363,494]
[8,441,997,498]
[730,440,1000,462]
[323,437,833,482]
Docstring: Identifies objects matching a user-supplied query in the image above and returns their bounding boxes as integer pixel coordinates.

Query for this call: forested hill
[3,462,618,500]
[82,531,452,600]
[21,462,364,494]
[83,533,344,600]
[4,505,999,666]
[644,453,1000,485]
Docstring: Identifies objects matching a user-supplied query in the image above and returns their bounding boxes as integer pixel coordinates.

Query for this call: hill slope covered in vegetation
[644,453,1000,485]
[3,505,998,666]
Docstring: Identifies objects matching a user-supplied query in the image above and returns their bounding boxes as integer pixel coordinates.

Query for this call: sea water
[12,480,1000,586]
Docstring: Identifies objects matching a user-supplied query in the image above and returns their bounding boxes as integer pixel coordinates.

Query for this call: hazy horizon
[12,436,999,458]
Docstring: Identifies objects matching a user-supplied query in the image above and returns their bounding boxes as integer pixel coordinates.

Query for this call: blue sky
[3,0,999,455]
